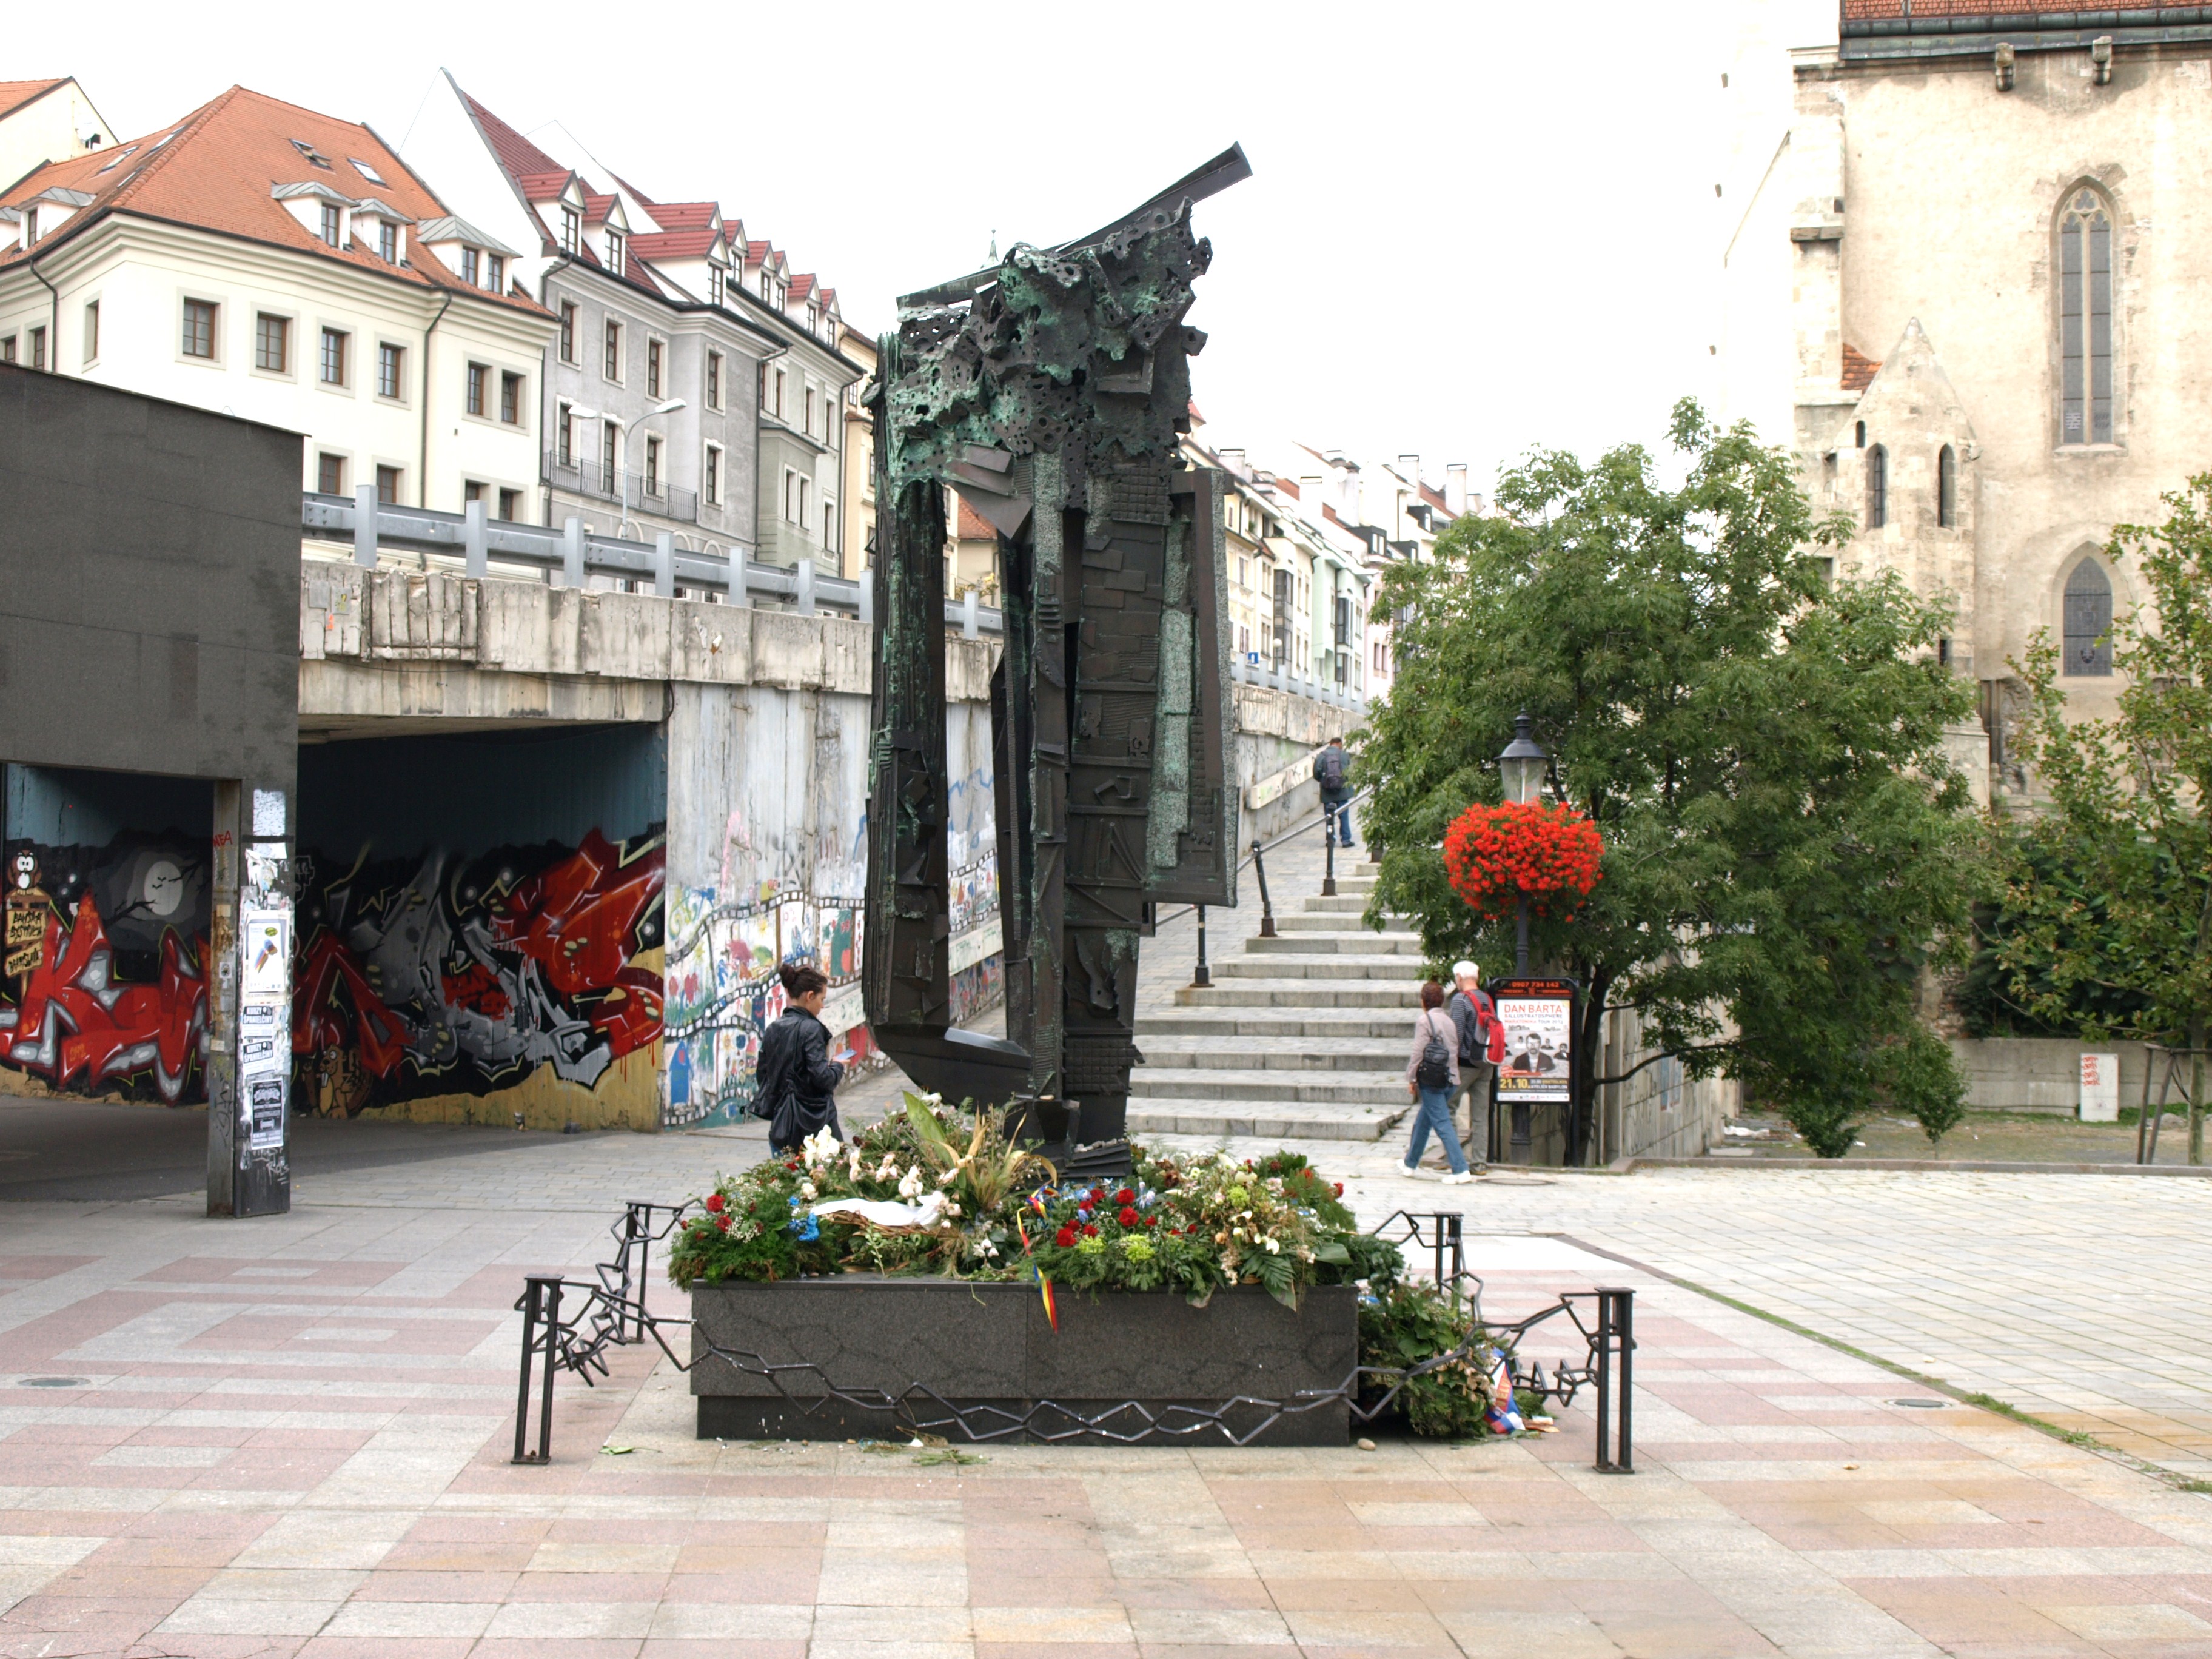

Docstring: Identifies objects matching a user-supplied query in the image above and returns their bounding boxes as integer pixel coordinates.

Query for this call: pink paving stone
[6,1423,135,1447]
[350,1569,521,1602]
[132,1258,406,1287]
[121,1424,258,1448]
[126,1637,310,1659]
[662,1569,824,1603]
[972,1644,1141,1659]
[0,1595,174,1640]
[467,1640,649,1658]
[1107,1578,1278,1610]
[41,1563,210,1602]
[669,1544,824,1574]
[503,1572,672,1603]
[635,1642,807,1659]
[965,1571,1125,1609]
[295,1641,475,1659]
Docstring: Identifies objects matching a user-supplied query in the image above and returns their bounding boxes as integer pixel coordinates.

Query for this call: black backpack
[1415,1014,1452,1089]
[1315,746,1347,791]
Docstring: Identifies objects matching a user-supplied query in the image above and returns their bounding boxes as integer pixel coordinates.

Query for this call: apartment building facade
[0,86,552,512]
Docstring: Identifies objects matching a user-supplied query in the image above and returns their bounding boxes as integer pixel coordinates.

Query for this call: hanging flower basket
[1442,802,1605,922]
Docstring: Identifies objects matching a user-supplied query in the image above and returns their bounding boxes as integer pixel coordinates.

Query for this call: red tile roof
[1842,344,1881,392]
[788,273,816,302]
[955,495,994,541]
[1845,0,2163,12]
[631,227,722,261]
[514,170,574,203]
[0,85,547,317]
[648,201,718,230]
[1418,481,1447,512]
[459,91,565,185]
[580,191,618,223]
[0,79,65,123]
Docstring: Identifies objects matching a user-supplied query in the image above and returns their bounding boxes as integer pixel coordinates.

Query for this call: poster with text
[241,910,291,999]
[247,1074,287,1149]
[1495,993,1573,1104]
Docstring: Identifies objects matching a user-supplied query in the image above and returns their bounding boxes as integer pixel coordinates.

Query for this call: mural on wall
[662,885,876,1128]
[290,829,665,1115]
[0,832,212,1104]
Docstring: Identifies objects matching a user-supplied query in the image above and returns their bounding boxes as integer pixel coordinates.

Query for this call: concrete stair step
[1175,980,1423,1008]
[1213,954,1422,979]
[1246,932,1421,956]
[1135,1036,1406,1071]
[1141,1008,1423,1039]
[1130,1067,1410,1104]
[1274,912,1412,933]
[1303,895,1384,914]
[1126,1099,1409,1142]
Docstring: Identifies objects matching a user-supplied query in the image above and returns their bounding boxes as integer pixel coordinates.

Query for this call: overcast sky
[16,0,1835,494]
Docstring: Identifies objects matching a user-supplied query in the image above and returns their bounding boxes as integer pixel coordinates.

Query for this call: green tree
[1998,480,2212,1159]
[1359,401,1982,1159]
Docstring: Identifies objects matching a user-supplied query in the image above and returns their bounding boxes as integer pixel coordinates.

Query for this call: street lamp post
[1497,711,1547,976]
[1496,711,1550,1166]
[569,400,687,512]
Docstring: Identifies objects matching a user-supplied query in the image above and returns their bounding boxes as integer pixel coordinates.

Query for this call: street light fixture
[1498,711,1548,807]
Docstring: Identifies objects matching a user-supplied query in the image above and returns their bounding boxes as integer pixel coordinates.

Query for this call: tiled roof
[0,79,65,122]
[1418,481,1447,512]
[788,273,816,302]
[514,170,574,203]
[0,85,546,317]
[954,495,994,541]
[1842,344,1881,392]
[631,227,722,261]
[580,191,618,222]
[648,201,717,230]
[459,90,565,184]
[1845,0,2164,13]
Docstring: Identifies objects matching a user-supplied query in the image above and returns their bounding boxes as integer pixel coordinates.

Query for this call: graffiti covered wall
[292,726,667,1130]
[1,766,216,1106]
[662,688,1002,1127]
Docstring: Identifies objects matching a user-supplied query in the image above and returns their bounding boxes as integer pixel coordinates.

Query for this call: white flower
[945,1202,962,1218]
[1264,1237,1281,1254]
[799,1181,817,1201]
[937,1168,959,1187]
[897,1166,926,1199]
[801,1125,839,1167]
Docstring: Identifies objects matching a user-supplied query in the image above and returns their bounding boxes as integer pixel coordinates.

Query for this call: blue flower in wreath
[784,1195,819,1242]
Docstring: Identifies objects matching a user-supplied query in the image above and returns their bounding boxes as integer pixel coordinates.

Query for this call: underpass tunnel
[293,722,666,1133]
[2,763,219,1110]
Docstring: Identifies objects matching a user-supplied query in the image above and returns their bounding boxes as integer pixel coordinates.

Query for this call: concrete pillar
[353,483,377,569]
[562,517,585,588]
[206,776,295,1218]
[464,500,488,579]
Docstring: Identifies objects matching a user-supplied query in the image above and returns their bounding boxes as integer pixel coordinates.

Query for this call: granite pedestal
[689,1278,1356,1446]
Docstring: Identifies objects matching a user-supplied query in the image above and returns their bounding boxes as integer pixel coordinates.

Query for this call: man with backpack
[1447,960,1504,1169]
[1313,737,1355,848]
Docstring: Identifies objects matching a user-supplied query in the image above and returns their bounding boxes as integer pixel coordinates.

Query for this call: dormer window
[320,203,341,246]
[708,264,725,307]
[605,230,625,273]
[808,304,821,335]
[23,207,36,244]
[759,270,770,300]
[486,253,504,291]
[290,138,333,171]
[560,206,580,253]
[350,158,386,185]
[377,220,397,262]
[461,247,480,286]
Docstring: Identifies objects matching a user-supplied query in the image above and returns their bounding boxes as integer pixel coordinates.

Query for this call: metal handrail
[1154,787,1372,940]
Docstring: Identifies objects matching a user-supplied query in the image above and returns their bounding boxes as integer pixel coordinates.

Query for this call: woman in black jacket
[752,961,847,1152]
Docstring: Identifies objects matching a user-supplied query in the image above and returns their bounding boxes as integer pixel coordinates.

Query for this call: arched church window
[2062,557,2113,676]
[2059,189,2114,445]
[1866,444,1888,529]
[1937,444,1957,528]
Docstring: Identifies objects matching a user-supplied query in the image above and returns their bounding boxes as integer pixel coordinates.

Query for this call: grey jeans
[1455,1065,1493,1165]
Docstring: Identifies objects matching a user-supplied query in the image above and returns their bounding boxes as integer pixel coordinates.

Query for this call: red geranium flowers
[1442,801,1605,922]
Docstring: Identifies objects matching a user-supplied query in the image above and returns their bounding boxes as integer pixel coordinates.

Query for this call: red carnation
[1118,1206,1139,1227]
[705,1192,725,1213]
[1054,1227,1076,1248]
[1088,1187,1106,1206]
[1082,1224,1098,1238]
[1115,1188,1136,1205]
[716,1213,732,1232]
[1333,1182,1344,1197]
[1146,1215,1159,1228]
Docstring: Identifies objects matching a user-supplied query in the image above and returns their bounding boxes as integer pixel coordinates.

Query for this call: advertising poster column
[1489,975,1576,1165]
[207,781,293,1217]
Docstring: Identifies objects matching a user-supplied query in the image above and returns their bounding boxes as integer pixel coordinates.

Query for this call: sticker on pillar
[241,911,290,998]
[252,791,287,839]
[247,1074,287,1149]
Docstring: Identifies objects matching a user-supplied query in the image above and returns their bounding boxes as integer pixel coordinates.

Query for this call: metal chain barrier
[510,1202,1632,1468]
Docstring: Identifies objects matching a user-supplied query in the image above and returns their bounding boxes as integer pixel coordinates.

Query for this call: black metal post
[1252,839,1276,938]
[1191,905,1212,988]
[1592,1287,1634,1474]
[1514,890,1530,976]
[513,1275,563,1465]
[1322,830,1336,898]
[1427,1210,1464,1292]
[619,1202,649,1341]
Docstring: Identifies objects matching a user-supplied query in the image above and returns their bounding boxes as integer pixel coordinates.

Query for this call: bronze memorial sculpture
[862,148,1250,1178]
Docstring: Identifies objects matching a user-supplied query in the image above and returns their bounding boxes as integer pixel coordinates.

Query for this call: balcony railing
[543,451,699,523]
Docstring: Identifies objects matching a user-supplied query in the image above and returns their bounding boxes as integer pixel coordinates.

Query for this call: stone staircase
[1128,862,1427,1141]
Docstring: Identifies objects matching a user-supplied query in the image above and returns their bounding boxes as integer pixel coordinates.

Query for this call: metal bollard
[1592,1287,1635,1474]
[1323,829,1336,897]
[1191,904,1212,988]
[1251,839,1276,938]
[512,1275,565,1465]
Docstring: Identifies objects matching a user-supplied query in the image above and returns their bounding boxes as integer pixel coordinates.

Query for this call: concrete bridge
[283,494,1361,1136]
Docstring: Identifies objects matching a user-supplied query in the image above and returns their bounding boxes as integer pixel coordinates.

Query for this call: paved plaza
[4,1096,2212,1655]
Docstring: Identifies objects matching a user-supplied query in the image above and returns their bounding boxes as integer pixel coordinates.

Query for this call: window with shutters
[2062,557,2114,676]
[1937,444,1957,528]
[2058,187,2114,446]
[1865,444,1888,529]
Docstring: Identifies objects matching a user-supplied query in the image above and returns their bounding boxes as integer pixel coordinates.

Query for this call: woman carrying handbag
[1401,980,1472,1184]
